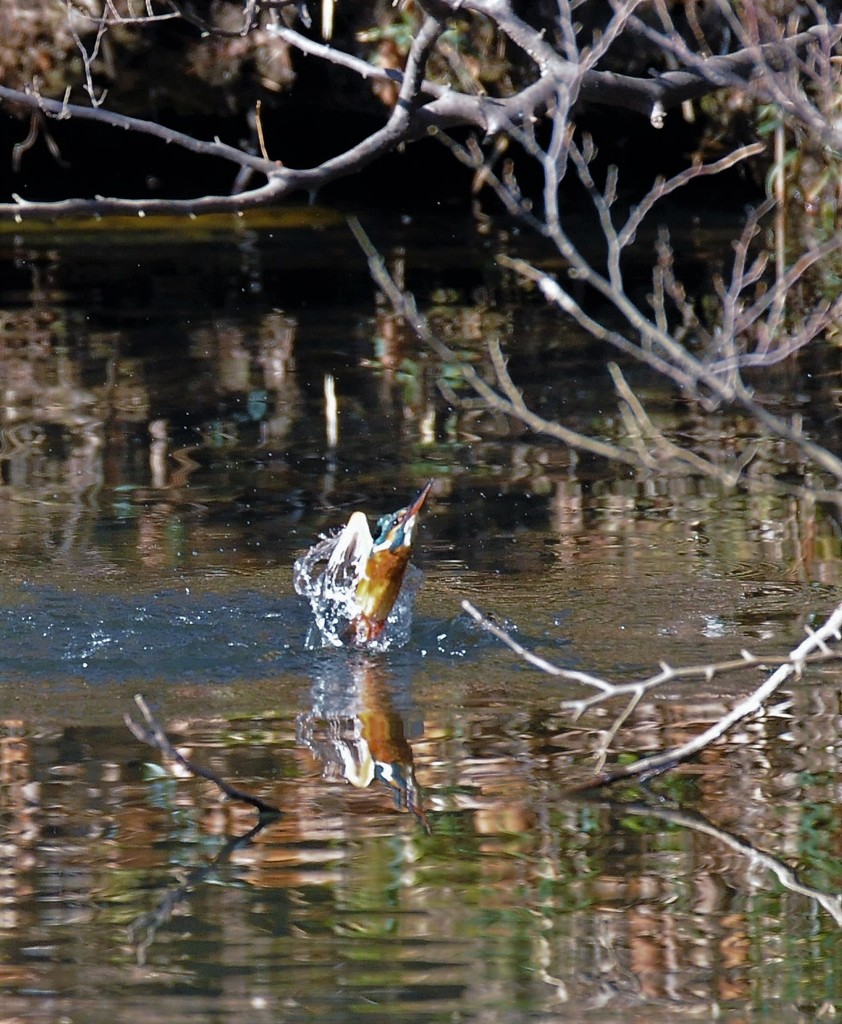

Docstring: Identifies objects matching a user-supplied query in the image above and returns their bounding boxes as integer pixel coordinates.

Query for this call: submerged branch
[463,599,842,784]
[125,694,281,816]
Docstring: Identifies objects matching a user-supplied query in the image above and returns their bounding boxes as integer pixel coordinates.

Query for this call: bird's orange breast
[354,547,412,635]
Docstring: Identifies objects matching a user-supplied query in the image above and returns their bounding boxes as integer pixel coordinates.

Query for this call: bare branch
[126,694,281,816]
[63,0,110,108]
[349,217,645,468]
[462,599,842,786]
[629,2,842,149]
[1,4,837,221]
[67,0,180,24]
[0,84,277,173]
[617,145,767,249]
[269,23,439,93]
[462,599,616,694]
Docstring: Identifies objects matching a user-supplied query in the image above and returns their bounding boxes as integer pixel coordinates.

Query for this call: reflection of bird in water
[298,656,430,831]
[356,691,430,832]
[294,482,432,649]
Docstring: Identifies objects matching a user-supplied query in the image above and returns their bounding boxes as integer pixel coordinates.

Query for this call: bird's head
[370,480,433,556]
[354,481,433,636]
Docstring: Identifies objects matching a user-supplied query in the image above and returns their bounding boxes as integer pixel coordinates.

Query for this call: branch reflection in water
[126,654,430,961]
[124,684,842,977]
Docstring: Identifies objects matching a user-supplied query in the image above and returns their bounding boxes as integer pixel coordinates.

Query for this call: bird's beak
[395,480,433,538]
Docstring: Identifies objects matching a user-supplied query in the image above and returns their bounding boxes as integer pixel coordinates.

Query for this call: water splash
[293,530,424,652]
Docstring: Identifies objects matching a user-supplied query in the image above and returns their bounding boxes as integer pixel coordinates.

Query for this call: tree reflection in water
[3,224,842,1021]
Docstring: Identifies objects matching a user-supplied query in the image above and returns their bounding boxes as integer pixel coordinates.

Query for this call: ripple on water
[0,585,318,683]
[0,583,528,685]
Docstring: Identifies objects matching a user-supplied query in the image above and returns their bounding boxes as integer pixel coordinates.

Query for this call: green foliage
[757,100,842,228]
[357,10,421,53]
[359,13,469,56]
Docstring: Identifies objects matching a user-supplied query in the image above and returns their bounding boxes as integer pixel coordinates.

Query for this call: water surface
[2,209,842,1023]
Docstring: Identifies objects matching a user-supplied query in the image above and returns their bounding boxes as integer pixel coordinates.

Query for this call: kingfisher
[294,482,433,649]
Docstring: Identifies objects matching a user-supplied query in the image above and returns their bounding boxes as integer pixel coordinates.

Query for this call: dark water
[2,209,842,1023]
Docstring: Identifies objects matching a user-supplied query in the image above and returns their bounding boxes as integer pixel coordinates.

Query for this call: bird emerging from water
[294,482,433,649]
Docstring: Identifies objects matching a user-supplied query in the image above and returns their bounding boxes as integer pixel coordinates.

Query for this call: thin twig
[462,599,615,693]
[350,217,644,468]
[464,599,842,786]
[126,694,281,815]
